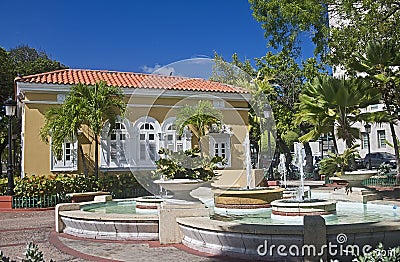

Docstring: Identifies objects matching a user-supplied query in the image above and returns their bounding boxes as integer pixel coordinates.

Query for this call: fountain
[213,134,283,210]
[54,58,400,260]
[271,143,336,218]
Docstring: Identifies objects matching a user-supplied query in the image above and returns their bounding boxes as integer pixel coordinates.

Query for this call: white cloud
[140,64,162,73]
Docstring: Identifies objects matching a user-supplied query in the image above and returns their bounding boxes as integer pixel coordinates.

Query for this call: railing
[12,194,69,209]
[362,177,397,187]
[11,187,151,208]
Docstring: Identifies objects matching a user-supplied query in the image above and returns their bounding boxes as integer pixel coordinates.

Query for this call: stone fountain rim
[213,187,284,195]
[271,199,337,207]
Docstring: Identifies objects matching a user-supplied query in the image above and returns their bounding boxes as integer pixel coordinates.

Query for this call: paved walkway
[0,209,236,262]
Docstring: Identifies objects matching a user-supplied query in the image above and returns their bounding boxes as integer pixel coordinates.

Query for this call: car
[363,152,397,169]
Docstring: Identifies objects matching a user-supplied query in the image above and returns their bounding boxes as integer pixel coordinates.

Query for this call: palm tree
[319,144,360,177]
[296,75,380,151]
[175,100,223,156]
[40,81,126,179]
[350,40,400,176]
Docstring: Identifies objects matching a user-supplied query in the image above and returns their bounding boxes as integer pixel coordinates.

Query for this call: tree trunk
[198,137,203,157]
[94,134,99,180]
[79,144,89,177]
[331,131,339,154]
[303,142,314,173]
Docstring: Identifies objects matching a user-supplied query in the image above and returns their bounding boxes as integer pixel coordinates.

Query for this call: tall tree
[296,75,380,149]
[211,52,326,172]
[255,52,326,171]
[41,81,126,179]
[1,45,66,176]
[249,0,400,65]
[350,40,400,175]
[9,45,67,77]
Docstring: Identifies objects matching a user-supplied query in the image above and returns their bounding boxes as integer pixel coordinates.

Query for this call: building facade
[15,69,251,177]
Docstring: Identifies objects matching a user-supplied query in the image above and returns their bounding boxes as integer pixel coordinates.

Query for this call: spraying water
[294,143,306,201]
[278,154,287,188]
[244,133,253,189]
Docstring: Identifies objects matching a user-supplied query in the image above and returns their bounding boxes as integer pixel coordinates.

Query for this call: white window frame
[361,132,368,149]
[209,133,231,167]
[101,118,132,169]
[131,116,161,167]
[109,121,129,166]
[50,139,78,171]
[139,121,158,161]
[161,117,192,152]
[377,130,386,148]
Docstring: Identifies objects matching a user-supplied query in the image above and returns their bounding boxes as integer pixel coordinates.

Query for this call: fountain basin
[271,199,336,216]
[134,196,164,212]
[282,186,311,199]
[177,215,400,261]
[154,179,206,202]
[213,187,284,209]
[59,210,159,240]
[56,201,159,240]
[338,169,378,187]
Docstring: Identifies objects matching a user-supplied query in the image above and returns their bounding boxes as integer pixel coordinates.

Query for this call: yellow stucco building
[15,69,252,178]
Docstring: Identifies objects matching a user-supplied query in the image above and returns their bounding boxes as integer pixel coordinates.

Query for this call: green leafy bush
[0,242,54,262]
[355,243,400,262]
[0,178,7,195]
[0,173,146,199]
[13,174,98,197]
[98,172,144,198]
[153,148,224,181]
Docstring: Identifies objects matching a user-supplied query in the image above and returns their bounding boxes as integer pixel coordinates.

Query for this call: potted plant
[153,147,224,201]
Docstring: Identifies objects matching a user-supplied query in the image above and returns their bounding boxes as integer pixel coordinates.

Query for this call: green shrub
[1,173,147,199]
[98,173,146,198]
[0,242,54,262]
[153,148,224,181]
[355,243,400,261]
[0,178,7,195]
[13,174,99,197]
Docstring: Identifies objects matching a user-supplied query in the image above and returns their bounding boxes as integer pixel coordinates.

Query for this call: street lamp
[4,97,17,195]
[364,123,372,170]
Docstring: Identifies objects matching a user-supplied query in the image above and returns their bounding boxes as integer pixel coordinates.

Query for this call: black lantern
[4,98,17,195]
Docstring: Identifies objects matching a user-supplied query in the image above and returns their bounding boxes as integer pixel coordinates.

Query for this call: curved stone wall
[177,216,400,261]
[59,209,159,241]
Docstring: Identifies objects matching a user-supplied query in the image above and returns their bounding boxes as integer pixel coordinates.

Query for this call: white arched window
[161,117,192,152]
[110,122,128,164]
[139,121,158,161]
[101,119,130,168]
[131,116,162,166]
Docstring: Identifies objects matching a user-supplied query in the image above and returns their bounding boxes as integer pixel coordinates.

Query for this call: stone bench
[66,191,110,203]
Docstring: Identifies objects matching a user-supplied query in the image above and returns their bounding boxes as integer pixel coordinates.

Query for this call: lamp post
[4,98,17,195]
[364,123,372,170]
[318,136,324,159]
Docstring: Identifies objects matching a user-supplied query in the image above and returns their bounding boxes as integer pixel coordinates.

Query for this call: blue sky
[0,0,315,73]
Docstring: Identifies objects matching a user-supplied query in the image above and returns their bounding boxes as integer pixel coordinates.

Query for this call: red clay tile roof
[15,69,247,94]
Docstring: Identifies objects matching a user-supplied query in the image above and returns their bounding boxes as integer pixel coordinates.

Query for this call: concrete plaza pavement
[0,209,236,262]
